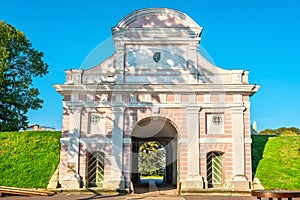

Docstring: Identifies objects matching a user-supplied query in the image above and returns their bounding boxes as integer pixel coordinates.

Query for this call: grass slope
[254,136,300,190]
[0,132,298,190]
[252,135,276,174]
[0,131,61,188]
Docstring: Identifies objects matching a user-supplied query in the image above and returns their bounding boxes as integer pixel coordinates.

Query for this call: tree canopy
[139,141,165,176]
[0,21,48,131]
[259,127,300,136]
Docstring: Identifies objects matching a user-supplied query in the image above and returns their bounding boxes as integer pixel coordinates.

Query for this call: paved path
[2,180,299,200]
[1,194,258,200]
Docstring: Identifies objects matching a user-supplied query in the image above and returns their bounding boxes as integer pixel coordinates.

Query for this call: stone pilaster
[188,42,199,83]
[61,106,82,189]
[71,69,83,84]
[105,106,125,189]
[181,106,204,190]
[228,106,250,190]
[114,42,125,83]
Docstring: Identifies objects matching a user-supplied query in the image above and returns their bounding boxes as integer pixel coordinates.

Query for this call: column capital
[112,106,125,113]
[69,106,83,113]
[186,106,201,114]
[230,106,246,114]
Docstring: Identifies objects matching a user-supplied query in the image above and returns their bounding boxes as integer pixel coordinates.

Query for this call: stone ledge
[50,187,130,195]
[180,189,251,196]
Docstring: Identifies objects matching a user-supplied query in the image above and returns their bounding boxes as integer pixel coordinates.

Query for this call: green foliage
[139,141,165,176]
[259,128,276,135]
[0,21,48,131]
[0,131,61,188]
[140,175,163,179]
[281,130,298,136]
[259,127,300,136]
[255,136,300,190]
[251,135,276,174]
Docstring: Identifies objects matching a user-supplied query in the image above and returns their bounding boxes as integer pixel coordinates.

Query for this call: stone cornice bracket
[251,84,261,94]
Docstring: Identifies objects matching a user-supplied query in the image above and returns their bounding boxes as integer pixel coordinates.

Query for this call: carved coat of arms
[153,52,161,63]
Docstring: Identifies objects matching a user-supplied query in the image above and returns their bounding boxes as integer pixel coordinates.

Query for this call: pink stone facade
[54,8,259,191]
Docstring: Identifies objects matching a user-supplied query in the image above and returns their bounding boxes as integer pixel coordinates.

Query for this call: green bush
[255,136,300,190]
[252,135,276,174]
[0,131,61,188]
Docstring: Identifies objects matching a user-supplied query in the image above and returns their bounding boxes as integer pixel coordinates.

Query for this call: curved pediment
[114,8,201,29]
[60,8,251,86]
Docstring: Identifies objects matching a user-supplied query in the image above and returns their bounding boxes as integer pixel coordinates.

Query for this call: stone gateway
[54,8,260,192]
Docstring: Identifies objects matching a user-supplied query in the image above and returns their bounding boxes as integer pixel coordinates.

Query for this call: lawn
[0,131,61,188]
[140,175,164,184]
[140,175,164,180]
[251,135,276,174]
[254,136,300,190]
[0,131,299,190]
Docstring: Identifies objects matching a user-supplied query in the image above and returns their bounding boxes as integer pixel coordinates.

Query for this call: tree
[281,130,298,136]
[259,127,300,136]
[0,21,48,131]
[139,141,165,176]
[259,128,277,135]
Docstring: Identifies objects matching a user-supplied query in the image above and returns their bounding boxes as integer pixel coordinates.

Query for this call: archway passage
[131,117,178,186]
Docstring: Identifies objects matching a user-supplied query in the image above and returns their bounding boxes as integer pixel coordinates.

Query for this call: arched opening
[131,117,178,186]
[87,151,105,187]
[206,151,224,188]
[138,141,165,183]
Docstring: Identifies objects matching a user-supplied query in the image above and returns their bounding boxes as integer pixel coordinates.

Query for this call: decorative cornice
[53,84,260,96]
[64,102,243,109]
[199,138,233,144]
[60,137,132,144]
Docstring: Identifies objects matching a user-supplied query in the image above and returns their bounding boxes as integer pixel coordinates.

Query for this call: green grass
[0,131,299,190]
[254,136,300,190]
[140,175,163,179]
[252,135,276,174]
[0,131,61,188]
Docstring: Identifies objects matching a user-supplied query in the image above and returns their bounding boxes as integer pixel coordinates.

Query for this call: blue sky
[1,0,300,131]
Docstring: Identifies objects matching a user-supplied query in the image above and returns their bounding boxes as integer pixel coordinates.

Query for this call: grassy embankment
[0,131,61,188]
[0,131,299,190]
[252,135,300,190]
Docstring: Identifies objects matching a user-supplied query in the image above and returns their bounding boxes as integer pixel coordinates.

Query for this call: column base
[47,166,59,189]
[60,173,81,189]
[181,174,204,191]
[227,175,251,190]
[252,178,264,190]
[103,175,125,190]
